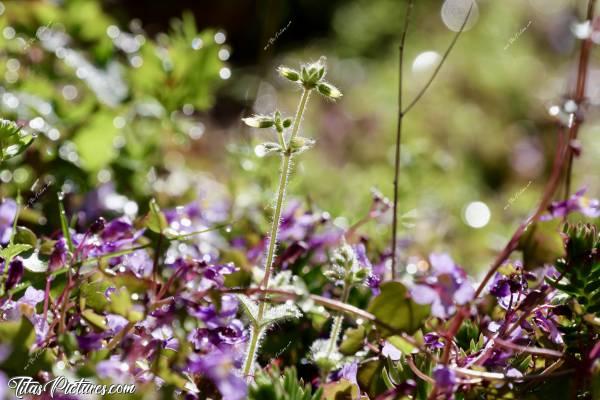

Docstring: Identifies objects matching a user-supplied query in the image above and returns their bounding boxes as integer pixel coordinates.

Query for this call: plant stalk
[391,0,414,280]
[243,88,312,377]
[324,282,351,359]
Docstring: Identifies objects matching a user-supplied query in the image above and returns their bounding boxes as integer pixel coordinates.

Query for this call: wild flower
[410,253,474,318]
[239,57,342,377]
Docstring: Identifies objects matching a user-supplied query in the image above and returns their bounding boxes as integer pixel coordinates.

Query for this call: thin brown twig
[402,4,474,116]
[406,355,435,384]
[391,0,414,279]
[564,0,597,199]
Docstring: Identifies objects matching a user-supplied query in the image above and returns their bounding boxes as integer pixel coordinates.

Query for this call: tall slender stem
[257,88,310,320]
[243,88,312,377]
[391,0,414,279]
[564,0,596,200]
[324,283,350,359]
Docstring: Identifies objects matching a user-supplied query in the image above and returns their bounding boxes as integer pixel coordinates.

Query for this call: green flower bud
[277,66,300,82]
[288,136,315,154]
[317,82,343,100]
[259,142,283,156]
[282,118,292,128]
[242,115,274,128]
[0,118,22,138]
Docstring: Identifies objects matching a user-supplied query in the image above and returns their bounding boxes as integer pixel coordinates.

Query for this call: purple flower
[19,287,45,307]
[77,332,105,352]
[187,351,246,400]
[532,310,563,345]
[122,249,153,278]
[424,333,445,350]
[0,199,17,244]
[433,366,456,389]
[545,188,600,219]
[97,357,132,384]
[381,341,402,361]
[410,253,474,318]
[106,314,129,335]
[49,238,68,271]
[489,278,511,298]
[5,259,24,291]
[338,362,358,385]
[151,326,179,351]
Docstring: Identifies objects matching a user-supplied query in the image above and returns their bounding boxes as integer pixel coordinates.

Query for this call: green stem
[242,325,263,377]
[324,282,351,360]
[242,88,311,377]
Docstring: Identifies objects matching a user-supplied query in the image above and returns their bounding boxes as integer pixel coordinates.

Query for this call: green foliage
[0,243,32,260]
[248,366,323,400]
[0,119,34,162]
[144,198,168,234]
[518,219,566,270]
[549,223,600,314]
[0,317,54,375]
[0,1,225,200]
[367,281,430,336]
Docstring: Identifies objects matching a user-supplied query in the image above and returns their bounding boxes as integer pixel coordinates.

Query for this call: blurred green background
[1,0,599,274]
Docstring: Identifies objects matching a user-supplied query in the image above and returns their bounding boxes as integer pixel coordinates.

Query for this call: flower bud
[260,142,283,155]
[288,137,315,154]
[242,115,274,128]
[317,82,343,100]
[282,118,292,128]
[5,259,24,291]
[90,217,106,234]
[277,66,300,82]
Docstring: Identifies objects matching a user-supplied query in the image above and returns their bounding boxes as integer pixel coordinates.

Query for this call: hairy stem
[243,88,312,377]
[324,282,351,359]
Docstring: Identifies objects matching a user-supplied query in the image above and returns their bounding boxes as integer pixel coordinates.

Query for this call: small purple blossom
[187,351,247,400]
[0,199,17,244]
[381,341,402,361]
[97,356,132,384]
[410,253,474,318]
[545,188,600,219]
[433,366,456,389]
[49,238,68,271]
[5,259,24,291]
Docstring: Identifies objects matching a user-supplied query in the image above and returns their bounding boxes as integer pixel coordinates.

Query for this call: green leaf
[357,359,387,399]
[82,309,107,330]
[339,325,366,355]
[80,280,113,312]
[145,198,168,234]
[0,317,53,375]
[109,287,143,322]
[0,243,32,260]
[518,219,566,270]
[387,335,417,355]
[367,281,430,336]
[73,112,119,172]
[0,119,34,162]
[14,226,37,247]
[57,193,74,252]
[322,379,358,400]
